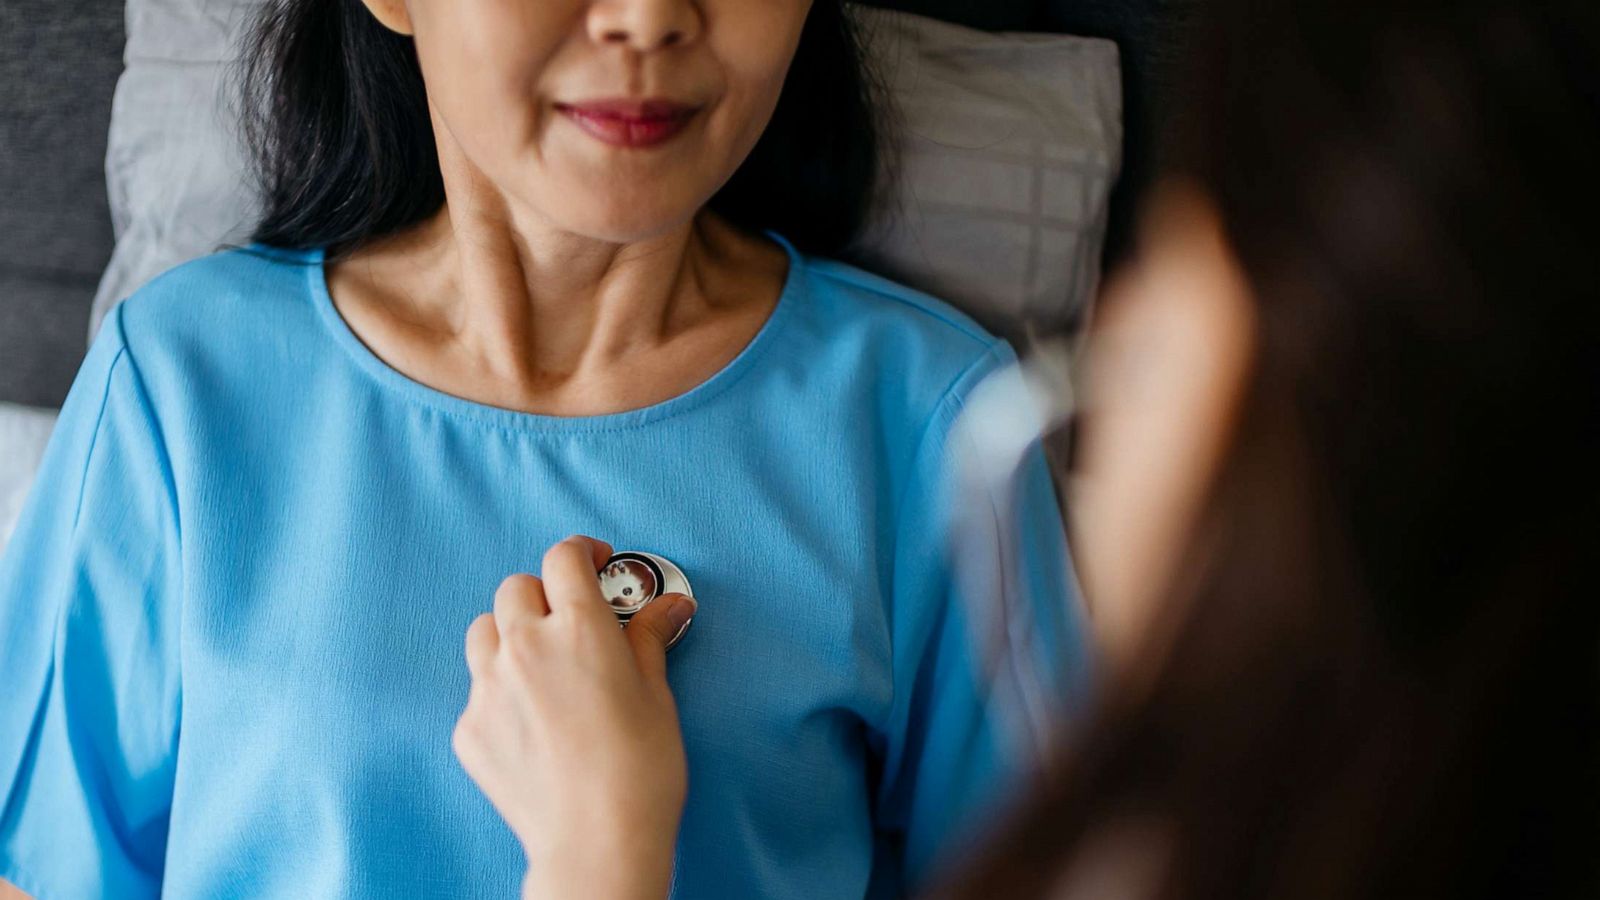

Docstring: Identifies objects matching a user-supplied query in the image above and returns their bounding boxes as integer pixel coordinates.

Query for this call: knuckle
[543,537,582,568]
[547,609,583,639]
[495,572,540,601]
[465,613,492,648]
[555,612,604,654]
[503,627,543,668]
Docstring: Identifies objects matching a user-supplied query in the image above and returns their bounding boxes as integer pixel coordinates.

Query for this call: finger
[624,593,696,683]
[577,534,615,571]
[541,536,611,619]
[464,612,500,679]
[494,573,548,629]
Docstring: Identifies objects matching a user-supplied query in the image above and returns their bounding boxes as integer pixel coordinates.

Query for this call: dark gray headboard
[0,0,125,408]
[0,0,1194,409]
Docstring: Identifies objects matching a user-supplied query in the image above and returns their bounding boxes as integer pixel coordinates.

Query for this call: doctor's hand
[453,535,696,900]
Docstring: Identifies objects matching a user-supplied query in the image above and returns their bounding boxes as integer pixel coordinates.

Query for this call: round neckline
[296,227,804,433]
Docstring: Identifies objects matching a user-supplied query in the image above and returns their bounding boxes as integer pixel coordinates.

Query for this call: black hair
[237,0,884,260]
[934,0,1600,898]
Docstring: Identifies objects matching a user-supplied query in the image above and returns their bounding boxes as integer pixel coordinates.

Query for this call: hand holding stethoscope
[453,535,695,900]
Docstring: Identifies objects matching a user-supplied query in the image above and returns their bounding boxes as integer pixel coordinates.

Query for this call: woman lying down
[0,0,1091,898]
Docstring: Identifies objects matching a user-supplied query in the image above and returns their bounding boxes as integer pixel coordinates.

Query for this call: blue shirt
[0,229,1091,899]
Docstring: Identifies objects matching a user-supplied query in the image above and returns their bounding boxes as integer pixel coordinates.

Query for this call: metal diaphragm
[597,550,694,650]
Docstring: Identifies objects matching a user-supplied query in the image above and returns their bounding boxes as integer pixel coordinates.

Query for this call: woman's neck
[323,205,787,417]
[365,198,720,377]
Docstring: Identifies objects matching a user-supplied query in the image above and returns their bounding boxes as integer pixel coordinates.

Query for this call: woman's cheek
[708,0,809,131]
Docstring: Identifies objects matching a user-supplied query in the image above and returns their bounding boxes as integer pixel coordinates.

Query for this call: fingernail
[666,595,697,631]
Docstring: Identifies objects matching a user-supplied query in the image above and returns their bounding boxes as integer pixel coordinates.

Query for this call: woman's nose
[587,0,702,52]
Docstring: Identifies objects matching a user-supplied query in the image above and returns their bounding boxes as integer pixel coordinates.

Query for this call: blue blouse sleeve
[0,303,182,899]
[872,339,1095,894]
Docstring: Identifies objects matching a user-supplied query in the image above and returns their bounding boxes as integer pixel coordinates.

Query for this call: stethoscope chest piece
[598,551,694,650]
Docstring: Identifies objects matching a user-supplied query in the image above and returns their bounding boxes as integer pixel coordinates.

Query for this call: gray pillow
[90,2,1121,357]
[89,0,260,342]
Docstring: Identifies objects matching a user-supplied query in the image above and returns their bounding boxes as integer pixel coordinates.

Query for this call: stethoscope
[597,551,695,650]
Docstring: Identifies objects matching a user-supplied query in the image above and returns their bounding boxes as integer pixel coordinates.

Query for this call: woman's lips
[554,99,700,149]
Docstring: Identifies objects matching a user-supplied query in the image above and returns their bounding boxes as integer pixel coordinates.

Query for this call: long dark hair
[236,0,884,260]
[938,1,1600,898]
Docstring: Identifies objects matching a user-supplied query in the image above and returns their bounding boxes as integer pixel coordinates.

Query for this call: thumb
[625,593,696,682]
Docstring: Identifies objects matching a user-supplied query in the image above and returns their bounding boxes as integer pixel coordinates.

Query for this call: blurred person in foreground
[450,0,1600,897]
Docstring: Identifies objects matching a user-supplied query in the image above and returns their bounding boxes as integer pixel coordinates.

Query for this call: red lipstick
[554,98,701,149]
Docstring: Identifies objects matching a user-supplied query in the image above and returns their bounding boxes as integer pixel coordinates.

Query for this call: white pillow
[91,3,1121,355]
[844,7,1120,351]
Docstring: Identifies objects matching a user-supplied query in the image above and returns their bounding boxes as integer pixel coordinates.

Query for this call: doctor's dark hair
[934,1,1600,899]
[236,0,884,260]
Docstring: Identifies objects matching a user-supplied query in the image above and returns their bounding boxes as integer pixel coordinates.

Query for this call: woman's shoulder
[108,242,320,359]
[100,244,327,419]
[114,243,317,337]
[801,254,996,351]
[791,252,1018,415]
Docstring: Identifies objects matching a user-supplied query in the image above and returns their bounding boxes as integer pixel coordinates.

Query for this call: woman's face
[1070,182,1258,670]
[362,0,813,242]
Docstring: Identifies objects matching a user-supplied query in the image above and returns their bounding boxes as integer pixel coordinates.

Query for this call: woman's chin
[509,139,719,241]
[540,200,702,245]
